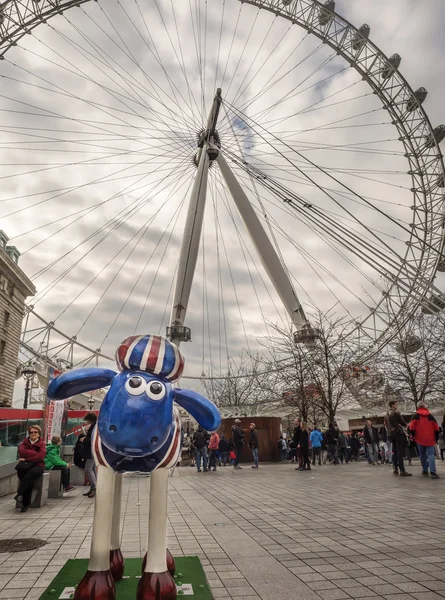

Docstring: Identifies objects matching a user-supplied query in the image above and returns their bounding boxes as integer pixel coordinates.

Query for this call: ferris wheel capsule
[425,124,445,148]
[281,0,292,6]
[318,1,335,26]
[381,53,401,79]
[421,293,445,314]
[406,87,428,112]
[352,24,370,52]
[395,334,422,355]
[294,325,322,346]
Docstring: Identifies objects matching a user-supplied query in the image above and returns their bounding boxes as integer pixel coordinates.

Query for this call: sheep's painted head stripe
[115,334,184,382]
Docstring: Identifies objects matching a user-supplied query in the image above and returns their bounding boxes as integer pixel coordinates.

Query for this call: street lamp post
[22,368,37,409]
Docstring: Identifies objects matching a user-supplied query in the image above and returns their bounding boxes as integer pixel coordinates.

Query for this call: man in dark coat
[249,423,259,469]
[385,400,412,477]
[293,418,302,469]
[82,412,97,497]
[192,426,210,472]
[363,419,379,465]
[231,419,244,470]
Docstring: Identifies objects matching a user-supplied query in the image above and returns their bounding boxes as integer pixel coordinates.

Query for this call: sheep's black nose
[151,436,158,444]
[109,425,117,432]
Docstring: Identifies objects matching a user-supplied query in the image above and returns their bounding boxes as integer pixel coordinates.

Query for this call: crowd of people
[14,412,98,512]
[12,401,444,508]
[286,400,443,478]
[186,400,444,478]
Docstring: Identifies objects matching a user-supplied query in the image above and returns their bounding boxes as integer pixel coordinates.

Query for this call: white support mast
[167,90,222,348]
[168,88,317,348]
[216,151,308,330]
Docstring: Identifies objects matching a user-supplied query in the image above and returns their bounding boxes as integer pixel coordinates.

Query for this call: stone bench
[15,471,49,509]
[48,470,63,499]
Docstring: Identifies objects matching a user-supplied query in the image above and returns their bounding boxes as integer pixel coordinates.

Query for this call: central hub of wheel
[193,128,221,167]
[193,88,222,167]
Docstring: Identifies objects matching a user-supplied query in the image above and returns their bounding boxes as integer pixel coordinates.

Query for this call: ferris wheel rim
[2,0,443,371]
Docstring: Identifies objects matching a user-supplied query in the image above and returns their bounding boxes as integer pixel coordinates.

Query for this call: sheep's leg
[110,473,124,581]
[137,468,176,600]
[74,466,116,600]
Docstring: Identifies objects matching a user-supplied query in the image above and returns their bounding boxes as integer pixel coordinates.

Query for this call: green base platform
[38,556,213,600]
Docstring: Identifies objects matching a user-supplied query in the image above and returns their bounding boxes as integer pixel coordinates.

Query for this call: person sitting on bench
[44,435,75,493]
[14,425,46,512]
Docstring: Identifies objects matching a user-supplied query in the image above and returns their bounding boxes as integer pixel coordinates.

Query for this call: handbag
[15,461,36,473]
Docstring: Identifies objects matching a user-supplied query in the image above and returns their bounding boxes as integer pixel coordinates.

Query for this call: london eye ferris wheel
[1,0,444,385]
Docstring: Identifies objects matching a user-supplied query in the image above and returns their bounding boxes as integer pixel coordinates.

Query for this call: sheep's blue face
[97,371,174,456]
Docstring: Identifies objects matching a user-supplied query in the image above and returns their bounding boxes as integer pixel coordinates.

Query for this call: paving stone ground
[0,459,443,600]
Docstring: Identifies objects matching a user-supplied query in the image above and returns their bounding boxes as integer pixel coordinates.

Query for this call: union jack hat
[115,335,184,382]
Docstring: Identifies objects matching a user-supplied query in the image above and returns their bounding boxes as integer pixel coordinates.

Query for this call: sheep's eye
[146,381,166,400]
[125,376,146,395]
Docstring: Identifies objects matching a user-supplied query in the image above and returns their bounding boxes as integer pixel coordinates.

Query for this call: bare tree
[262,309,358,424]
[202,351,279,412]
[377,311,445,412]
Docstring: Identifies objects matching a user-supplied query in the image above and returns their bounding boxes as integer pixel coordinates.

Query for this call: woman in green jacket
[44,435,75,492]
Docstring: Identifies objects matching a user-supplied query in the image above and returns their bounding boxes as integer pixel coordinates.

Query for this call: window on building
[0,275,7,294]
[0,340,5,360]
[3,311,9,328]
[8,284,14,298]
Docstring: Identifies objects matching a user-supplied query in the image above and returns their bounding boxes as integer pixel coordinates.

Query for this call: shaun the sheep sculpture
[48,334,221,600]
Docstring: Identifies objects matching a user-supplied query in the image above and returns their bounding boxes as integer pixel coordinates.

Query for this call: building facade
[0,231,36,407]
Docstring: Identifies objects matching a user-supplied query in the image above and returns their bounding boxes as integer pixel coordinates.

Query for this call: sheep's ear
[174,388,221,431]
[48,367,116,400]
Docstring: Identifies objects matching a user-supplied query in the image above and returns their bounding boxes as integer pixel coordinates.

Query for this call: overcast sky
[2,0,445,403]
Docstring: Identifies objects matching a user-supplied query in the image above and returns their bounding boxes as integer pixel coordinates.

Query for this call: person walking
[363,419,379,465]
[249,423,259,468]
[299,422,311,471]
[439,428,445,462]
[409,403,440,479]
[232,420,244,469]
[193,426,210,472]
[349,431,360,461]
[293,418,302,469]
[14,425,46,512]
[385,400,412,477]
[82,412,98,497]
[325,422,339,465]
[208,430,220,471]
[278,436,287,462]
[218,435,229,466]
[309,428,323,466]
[337,431,349,464]
[44,435,75,492]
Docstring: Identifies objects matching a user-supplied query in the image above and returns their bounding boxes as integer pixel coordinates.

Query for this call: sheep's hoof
[142,550,175,576]
[137,571,176,600]
[74,569,115,600]
[109,548,124,581]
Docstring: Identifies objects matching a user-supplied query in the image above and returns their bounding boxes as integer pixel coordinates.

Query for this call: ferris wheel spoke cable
[224,145,410,227]
[2,142,190,223]
[231,156,417,285]
[226,155,420,306]
[116,0,199,135]
[21,33,196,141]
[212,185,252,358]
[53,162,191,325]
[211,166,285,330]
[188,0,206,118]
[224,101,435,266]
[77,170,192,343]
[166,0,203,129]
[131,175,195,337]
[58,12,197,139]
[250,50,341,124]
[226,163,382,312]
[211,166,285,323]
[88,3,198,133]
[220,1,243,94]
[30,154,189,283]
[208,174,230,371]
